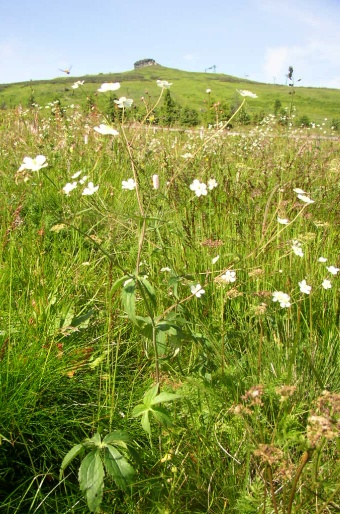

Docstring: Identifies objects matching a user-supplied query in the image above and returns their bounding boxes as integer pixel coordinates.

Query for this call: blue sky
[1,0,340,88]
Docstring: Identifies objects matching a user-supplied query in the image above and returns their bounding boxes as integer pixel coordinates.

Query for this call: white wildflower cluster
[189,178,218,197]
[291,240,304,258]
[18,155,48,172]
[63,171,99,196]
[94,124,119,136]
[71,80,85,89]
[293,187,314,204]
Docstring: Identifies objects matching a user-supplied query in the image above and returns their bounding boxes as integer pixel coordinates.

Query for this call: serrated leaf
[103,445,135,490]
[59,443,84,480]
[151,406,172,427]
[150,392,181,405]
[143,383,159,407]
[141,411,151,436]
[78,450,104,513]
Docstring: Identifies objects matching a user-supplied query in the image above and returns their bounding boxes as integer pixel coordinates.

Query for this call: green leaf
[151,406,172,427]
[103,445,135,490]
[59,443,84,480]
[122,279,136,322]
[143,383,159,407]
[141,411,151,436]
[131,403,148,418]
[110,275,130,295]
[103,430,131,446]
[71,309,94,328]
[138,276,156,308]
[78,450,104,513]
[150,392,181,405]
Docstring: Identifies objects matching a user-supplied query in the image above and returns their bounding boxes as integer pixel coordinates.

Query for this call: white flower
[293,188,306,194]
[318,257,327,263]
[220,270,236,283]
[122,178,136,190]
[299,279,312,294]
[292,241,304,258]
[297,194,314,204]
[277,217,289,225]
[206,88,211,94]
[79,175,88,185]
[181,153,193,159]
[322,279,332,290]
[97,82,120,92]
[114,97,133,108]
[62,181,77,195]
[190,284,205,298]
[212,255,220,264]
[71,80,84,89]
[71,171,82,179]
[160,267,171,272]
[94,124,119,136]
[236,89,258,98]
[326,265,339,275]
[152,174,159,190]
[82,182,99,195]
[208,178,218,190]
[189,179,208,197]
[156,80,172,89]
[18,155,48,172]
[272,291,291,308]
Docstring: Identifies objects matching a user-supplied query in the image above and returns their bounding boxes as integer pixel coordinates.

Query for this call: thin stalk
[287,450,312,514]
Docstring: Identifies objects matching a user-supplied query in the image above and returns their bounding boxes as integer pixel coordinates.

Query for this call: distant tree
[159,90,180,126]
[298,115,310,127]
[180,106,200,127]
[237,108,251,125]
[273,99,282,115]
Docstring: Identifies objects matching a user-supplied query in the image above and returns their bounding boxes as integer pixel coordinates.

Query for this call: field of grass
[0,82,339,513]
[1,65,340,126]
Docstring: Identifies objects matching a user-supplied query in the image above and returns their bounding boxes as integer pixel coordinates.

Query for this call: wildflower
[94,124,119,136]
[236,89,258,98]
[71,80,84,89]
[272,291,291,308]
[18,155,48,172]
[152,174,159,190]
[71,171,82,179]
[160,267,171,272]
[208,178,218,190]
[212,255,220,264]
[156,80,172,89]
[206,88,211,93]
[299,279,312,294]
[82,182,99,195]
[79,175,88,185]
[291,241,304,257]
[297,194,314,204]
[122,178,136,190]
[190,284,205,298]
[220,270,236,283]
[321,279,332,289]
[318,257,327,263]
[326,266,339,275]
[62,181,77,195]
[114,97,133,108]
[181,153,193,159]
[189,179,207,197]
[293,188,306,194]
[277,217,289,225]
[97,82,120,92]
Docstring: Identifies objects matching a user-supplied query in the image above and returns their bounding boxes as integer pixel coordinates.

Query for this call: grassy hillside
[1,65,340,125]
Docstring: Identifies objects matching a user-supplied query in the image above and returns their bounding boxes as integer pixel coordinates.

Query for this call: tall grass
[0,83,339,513]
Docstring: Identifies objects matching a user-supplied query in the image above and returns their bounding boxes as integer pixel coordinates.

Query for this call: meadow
[0,79,339,513]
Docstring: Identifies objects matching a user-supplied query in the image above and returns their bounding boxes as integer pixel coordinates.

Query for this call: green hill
[1,64,339,125]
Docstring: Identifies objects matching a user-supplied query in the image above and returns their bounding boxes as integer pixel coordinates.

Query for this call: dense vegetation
[0,80,339,513]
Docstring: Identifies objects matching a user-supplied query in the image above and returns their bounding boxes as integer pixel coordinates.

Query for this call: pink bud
[152,174,159,190]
